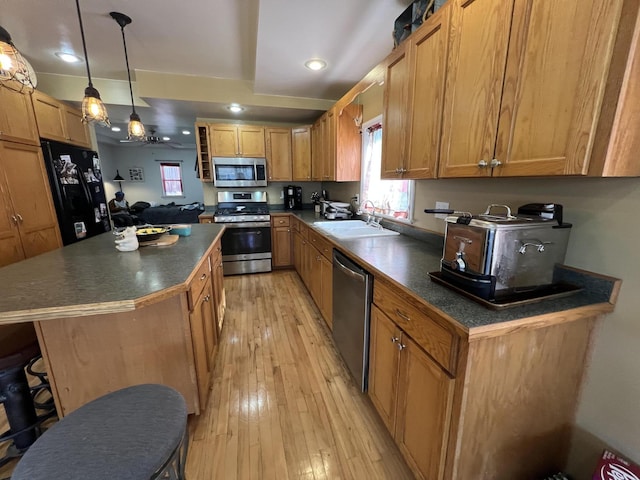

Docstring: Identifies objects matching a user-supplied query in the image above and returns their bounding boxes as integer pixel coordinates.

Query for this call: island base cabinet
[368,305,453,480]
[189,282,217,410]
[34,295,199,417]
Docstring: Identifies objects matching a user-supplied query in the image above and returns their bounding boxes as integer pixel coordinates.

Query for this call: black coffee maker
[284,185,303,210]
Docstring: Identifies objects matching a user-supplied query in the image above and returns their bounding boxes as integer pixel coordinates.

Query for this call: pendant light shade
[75,0,109,126]
[110,12,145,142]
[0,25,37,89]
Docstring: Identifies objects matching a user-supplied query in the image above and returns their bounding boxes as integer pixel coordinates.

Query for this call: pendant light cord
[74,0,93,87]
[119,25,136,115]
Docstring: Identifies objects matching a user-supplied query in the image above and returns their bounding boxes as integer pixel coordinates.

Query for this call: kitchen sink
[313,220,400,239]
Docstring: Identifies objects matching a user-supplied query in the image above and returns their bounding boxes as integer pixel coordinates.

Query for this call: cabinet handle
[478,160,488,168]
[11,214,18,225]
[200,273,207,280]
[287,229,290,232]
[395,309,411,322]
[397,342,406,351]
[279,220,285,224]
[204,295,211,302]
[16,213,24,223]
[391,336,399,344]
[490,158,502,168]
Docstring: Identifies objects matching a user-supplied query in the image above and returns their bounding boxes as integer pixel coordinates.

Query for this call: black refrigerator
[41,140,111,245]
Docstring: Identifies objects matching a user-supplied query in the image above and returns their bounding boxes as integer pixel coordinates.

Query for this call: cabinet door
[211,242,226,333]
[32,91,67,144]
[334,103,362,181]
[63,106,91,149]
[210,125,239,156]
[323,109,337,181]
[439,0,514,178]
[265,128,292,181]
[0,85,39,146]
[319,254,333,329]
[237,126,265,157]
[293,231,303,277]
[196,124,212,181]
[381,44,410,179]
[0,169,25,267]
[395,334,454,480]
[368,306,401,432]
[272,226,292,267]
[311,118,324,181]
[308,247,322,307]
[190,282,216,409]
[493,0,622,176]
[292,127,312,181]
[404,5,450,179]
[0,142,62,258]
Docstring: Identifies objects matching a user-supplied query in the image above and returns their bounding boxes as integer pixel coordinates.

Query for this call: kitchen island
[290,211,620,479]
[0,224,225,417]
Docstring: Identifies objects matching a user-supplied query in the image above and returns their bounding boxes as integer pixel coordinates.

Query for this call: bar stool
[0,323,54,467]
[12,383,189,480]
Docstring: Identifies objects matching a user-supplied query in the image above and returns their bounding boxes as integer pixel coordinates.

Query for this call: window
[160,162,184,197]
[360,115,413,221]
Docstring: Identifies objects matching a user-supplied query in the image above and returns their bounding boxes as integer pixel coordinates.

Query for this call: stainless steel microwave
[212,157,267,187]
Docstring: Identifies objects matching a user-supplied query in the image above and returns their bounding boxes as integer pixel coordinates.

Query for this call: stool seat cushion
[12,384,187,480]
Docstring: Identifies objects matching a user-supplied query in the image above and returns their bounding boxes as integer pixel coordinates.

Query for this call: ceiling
[1,0,412,147]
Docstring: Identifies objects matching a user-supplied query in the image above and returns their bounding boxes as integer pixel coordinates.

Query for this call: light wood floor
[0,270,413,479]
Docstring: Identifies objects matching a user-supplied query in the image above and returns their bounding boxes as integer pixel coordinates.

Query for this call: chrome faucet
[358,200,381,227]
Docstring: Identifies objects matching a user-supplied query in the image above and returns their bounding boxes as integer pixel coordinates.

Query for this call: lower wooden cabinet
[211,243,226,332]
[190,280,217,409]
[369,305,453,480]
[0,141,62,267]
[271,214,292,268]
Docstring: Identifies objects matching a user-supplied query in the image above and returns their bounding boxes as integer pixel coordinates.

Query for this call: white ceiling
[1,0,412,147]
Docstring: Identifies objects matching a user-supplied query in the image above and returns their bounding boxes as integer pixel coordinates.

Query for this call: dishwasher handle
[334,254,367,283]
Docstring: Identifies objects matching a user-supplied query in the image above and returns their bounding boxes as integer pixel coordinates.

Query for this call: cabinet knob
[490,158,502,168]
[11,214,18,225]
[200,273,207,280]
[16,213,24,223]
[204,295,211,302]
[391,336,399,344]
[478,160,488,168]
[397,342,406,351]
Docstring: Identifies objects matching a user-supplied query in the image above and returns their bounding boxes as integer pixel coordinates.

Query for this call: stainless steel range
[214,191,271,275]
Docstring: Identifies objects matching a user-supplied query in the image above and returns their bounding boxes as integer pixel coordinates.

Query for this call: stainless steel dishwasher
[332,250,373,392]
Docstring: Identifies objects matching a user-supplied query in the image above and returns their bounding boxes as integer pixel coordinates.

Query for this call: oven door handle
[222,222,271,228]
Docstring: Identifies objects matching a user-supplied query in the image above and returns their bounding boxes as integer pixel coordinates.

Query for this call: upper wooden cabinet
[0,141,62,267]
[382,5,450,180]
[210,124,265,157]
[31,90,92,149]
[439,0,625,178]
[311,104,362,182]
[0,84,40,146]
[265,128,292,181]
[195,123,212,182]
[291,126,312,181]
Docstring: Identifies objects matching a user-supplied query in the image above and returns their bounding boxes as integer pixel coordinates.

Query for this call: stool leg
[0,366,38,450]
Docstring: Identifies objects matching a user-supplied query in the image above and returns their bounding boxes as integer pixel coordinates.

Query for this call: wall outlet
[279,190,284,199]
[354,193,360,204]
[435,201,449,219]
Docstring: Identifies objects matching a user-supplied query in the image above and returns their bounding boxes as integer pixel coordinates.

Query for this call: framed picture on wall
[129,167,144,182]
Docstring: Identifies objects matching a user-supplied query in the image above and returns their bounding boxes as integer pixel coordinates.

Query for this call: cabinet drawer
[188,258,211,309]
[374,280,457,375]
[271,215,290,227]
[199,214,214,224]
[308,229,332,260]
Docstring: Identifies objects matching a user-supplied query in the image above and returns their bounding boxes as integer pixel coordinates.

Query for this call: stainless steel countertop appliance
[214,191,271,275]
[332,250,373,392]
[425,203,573,303]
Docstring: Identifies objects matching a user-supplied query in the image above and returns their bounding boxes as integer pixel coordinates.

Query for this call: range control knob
[451,252,466,272]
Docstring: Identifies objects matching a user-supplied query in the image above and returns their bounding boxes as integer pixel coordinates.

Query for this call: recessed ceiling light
[55,52,82,63]
[305,58,327,71]
[111,126,121,132]
[227,104,244,113]
[162,136,170,141]
[182,130,191,135]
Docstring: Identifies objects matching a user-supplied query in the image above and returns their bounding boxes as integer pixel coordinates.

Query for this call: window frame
[159,162,184,197]
[359,115,415,223]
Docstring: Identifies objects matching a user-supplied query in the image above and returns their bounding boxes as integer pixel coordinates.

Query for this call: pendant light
[0,25,36,89]
[110,12,145,142]
[74,0,109,126]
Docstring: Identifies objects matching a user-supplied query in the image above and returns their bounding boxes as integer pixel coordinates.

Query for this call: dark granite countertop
[293,212,617,333]
[0,224,225,323]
